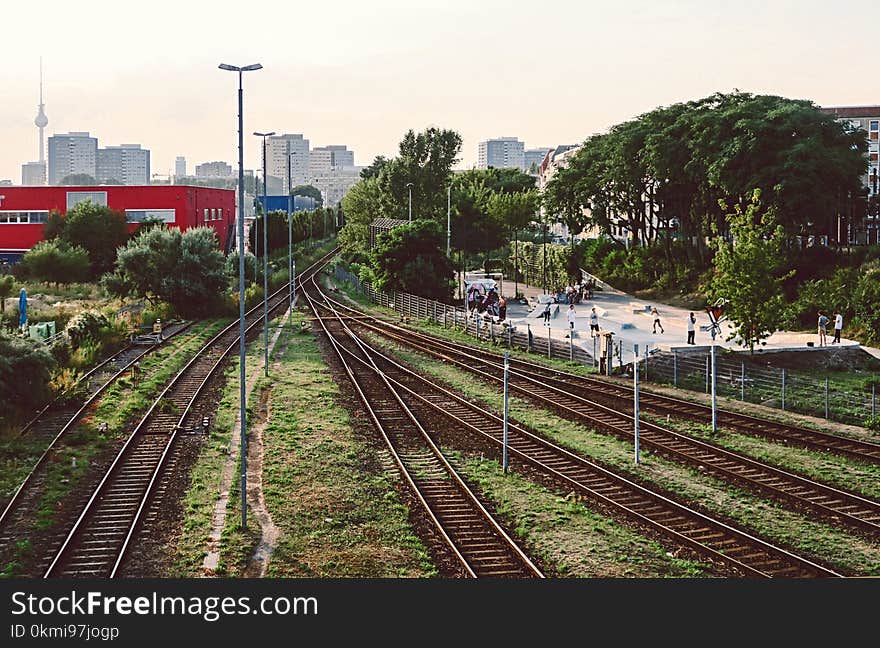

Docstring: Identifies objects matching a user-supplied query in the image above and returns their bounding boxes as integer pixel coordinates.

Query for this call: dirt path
[201,314,290,576]
[242,387,281,577]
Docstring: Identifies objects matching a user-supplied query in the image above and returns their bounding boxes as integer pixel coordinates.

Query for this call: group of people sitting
[556,279,595,305]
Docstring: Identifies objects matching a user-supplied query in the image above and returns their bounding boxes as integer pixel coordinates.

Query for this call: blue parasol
[18,288,27,329]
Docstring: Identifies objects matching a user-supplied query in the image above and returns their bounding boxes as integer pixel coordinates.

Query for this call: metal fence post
[781,368,786,411]
[873,383,876,418]
[741,362,745,401]
[673,350,677,386]
[507,323,512,349]
[503,352,510,473]
[569,331,574,362]
[644,344,649,381]
[711,343,717,434]
[825,377,829,419]
[490,320,495,344]
[548,325,552,359]
[633,344,640,465]
[527,323,532,353]
[593,335,598,368]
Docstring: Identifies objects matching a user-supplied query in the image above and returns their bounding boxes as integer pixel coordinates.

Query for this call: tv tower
[34,58,48,163]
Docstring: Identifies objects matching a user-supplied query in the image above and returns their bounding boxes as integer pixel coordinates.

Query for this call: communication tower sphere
[35,109,48,128]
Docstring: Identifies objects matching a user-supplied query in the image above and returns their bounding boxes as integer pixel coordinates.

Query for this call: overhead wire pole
[406,182,414,221]
[219,61,262,528]
[255,130,276,377]
[447,183,451,257]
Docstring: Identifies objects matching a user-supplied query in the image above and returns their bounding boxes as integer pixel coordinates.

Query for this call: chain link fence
[645,348,878,426]
[333,266,594,365]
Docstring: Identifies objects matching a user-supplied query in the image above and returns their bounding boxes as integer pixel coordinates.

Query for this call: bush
[0,331,56,427]
[19,240,91,286]
[49,367,85,405]
[864,415,880,432]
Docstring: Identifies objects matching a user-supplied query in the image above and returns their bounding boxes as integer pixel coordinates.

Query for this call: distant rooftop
[820,106,880,118]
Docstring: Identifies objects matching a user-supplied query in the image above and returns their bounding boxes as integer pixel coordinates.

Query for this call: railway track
[307,277,839,577]
[313,286,880,539]
[306,289,542,578]
[39,249,338,578]
[0,321,192,555]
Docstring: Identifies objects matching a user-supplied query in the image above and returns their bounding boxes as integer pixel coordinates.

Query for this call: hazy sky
[1,0,875,182]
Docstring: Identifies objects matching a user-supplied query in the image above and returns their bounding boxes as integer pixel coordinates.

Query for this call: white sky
[0,0,875,182]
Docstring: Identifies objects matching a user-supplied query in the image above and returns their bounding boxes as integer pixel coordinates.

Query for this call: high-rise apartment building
[175,156,187,179]
[478,137,525,170]
[524,148,552,175]
[195,161,233,178]
[21,162,47,186]
[265,134,310,190]
[308,145,354,178]
[97,144,150,185]
[47,132,98,184]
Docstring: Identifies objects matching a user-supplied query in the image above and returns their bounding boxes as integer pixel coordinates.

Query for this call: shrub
[0,331,56,427]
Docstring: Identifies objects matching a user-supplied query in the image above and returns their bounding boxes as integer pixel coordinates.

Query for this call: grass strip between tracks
[172,310,435,577]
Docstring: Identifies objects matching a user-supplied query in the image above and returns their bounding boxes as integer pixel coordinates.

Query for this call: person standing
[818,311,829,347]
[567,303,576,333]
[651,306,664,334]
[589,306,599,337]
[687,312,696,345]
[542,302,552,326]
[498,296,507,321]
[833,311,843,344]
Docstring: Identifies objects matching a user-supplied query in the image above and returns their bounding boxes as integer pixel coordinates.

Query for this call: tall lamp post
[287,148,296,324]
[447,183,452,257]
[254,131,276,377]
[406,182,414,221]
[219,61,262,528]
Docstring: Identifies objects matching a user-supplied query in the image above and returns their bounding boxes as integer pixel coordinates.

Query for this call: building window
[125,209,175,224]
[0,211,49,224]
[204,208,209,222]
[217,208,222,221]
[871,120,879,131]
[66,191,107,210]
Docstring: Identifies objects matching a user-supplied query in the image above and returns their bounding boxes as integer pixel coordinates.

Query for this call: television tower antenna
[34,58,49,164]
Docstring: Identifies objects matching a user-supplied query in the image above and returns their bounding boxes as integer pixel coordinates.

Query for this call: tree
[19,239,91,286]
[371,219,455,300]
[0,331,56,427]
[360,156,389,180]
[103,226,227,317]
[709,193,794,353]
[339,177,384,262]
[59,201,130,276]
[292,184,323,208]
[0,275,15,314]
[377,128,462,220]
[248,210,290,257]
[60,173,97,185]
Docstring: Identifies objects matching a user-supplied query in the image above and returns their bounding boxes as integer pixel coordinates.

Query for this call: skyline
[1,0,877,183]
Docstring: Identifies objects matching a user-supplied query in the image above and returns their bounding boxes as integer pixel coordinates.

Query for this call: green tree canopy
[0,275,15,314]
[371,219,455,300]
[55,200,130,276]
[103,226,227,317]
[60,173,97,185]
[709,193,794,353]
[19,239,91,286]
[339,177,384,262]
[292,184,323,208]
[377,127,462,220]
[0,331,56,428]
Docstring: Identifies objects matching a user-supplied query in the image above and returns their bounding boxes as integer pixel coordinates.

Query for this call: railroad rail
[0,321,192,552]
[307,276,839,577]
[305,287,542,577]
[39,249,338,578]
[313,286,880,539]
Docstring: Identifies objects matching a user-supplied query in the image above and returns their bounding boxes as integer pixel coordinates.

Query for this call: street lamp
[406,182,414,221]
[254,131,276,377]
[287,148,296,325]
[447,183,451,258]
[218,61,262,528]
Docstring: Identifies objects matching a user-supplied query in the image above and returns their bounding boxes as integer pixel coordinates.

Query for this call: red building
[0,185,236,261]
